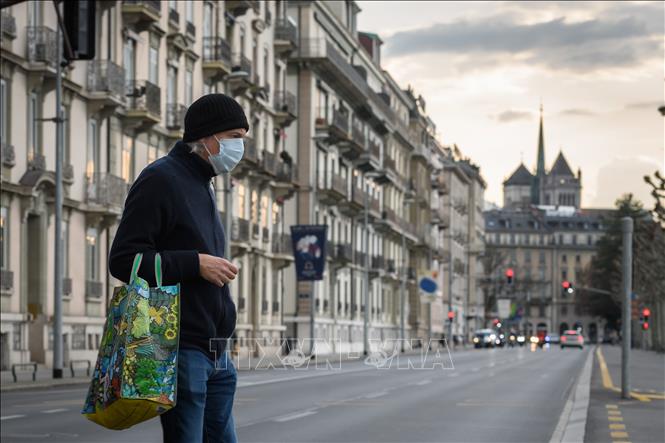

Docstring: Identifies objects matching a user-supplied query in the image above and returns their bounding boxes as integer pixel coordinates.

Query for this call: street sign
[419,277,437,294]
[497,299,511,319]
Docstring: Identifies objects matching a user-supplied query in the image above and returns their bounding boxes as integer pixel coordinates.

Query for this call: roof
[549,151,574,176]
[503,163,534,186]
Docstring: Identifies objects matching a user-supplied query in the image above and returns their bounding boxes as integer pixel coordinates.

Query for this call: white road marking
[1,414,26,421]
[414,379,432,386]
[238,366,374,388]
[273,410,317,422]
[41,408,69,414]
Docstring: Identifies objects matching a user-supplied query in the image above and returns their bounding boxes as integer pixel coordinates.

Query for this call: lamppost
[400,193,415,352]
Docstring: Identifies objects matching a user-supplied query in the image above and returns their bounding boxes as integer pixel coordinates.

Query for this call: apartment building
[0,0,487,368]
[0,0,299,368]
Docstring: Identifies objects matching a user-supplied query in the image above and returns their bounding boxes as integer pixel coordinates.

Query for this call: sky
[356,1,664,208]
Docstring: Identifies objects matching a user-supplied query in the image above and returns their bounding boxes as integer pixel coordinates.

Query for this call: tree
[581,194,665,330]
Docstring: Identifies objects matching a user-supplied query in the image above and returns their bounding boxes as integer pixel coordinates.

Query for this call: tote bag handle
[129,252,163,287]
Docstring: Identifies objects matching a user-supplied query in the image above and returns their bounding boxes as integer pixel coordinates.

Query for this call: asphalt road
[1,345,590,443]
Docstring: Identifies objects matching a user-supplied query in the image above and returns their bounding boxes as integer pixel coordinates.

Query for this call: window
[28,0,41,26]
[0,206,8,270]
[316,88,328,120]
[251,190,259,224]
[272,202,280,227]
[524,250,531,263]
[149,40,159,85]
[185,66,193,105]
[260,195,268,228]
[562,254,567,263]
[203,2,214,38]
[86,227,99,281]
[237,183,245,217]
[561,269,567,281]
[539,304,546,317]
[72,325,86,350]
[28,91,39,160]
[186,1,193,23]
[121,135,134,182]
[123,38,136,84]
[147,143,157,164]
[0,78,7,145]
[575,255,581,264]
[263,47,269,88]
[86,119,98,181]
[572,234,577,245]
[167,65,177,105]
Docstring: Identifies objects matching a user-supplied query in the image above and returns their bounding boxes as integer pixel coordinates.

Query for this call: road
[1,345,589,443]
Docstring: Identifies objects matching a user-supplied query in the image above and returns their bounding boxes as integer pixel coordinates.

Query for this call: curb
[549,345,594,443]
[1,378,90,392]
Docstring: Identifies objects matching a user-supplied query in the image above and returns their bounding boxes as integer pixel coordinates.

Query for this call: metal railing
[272,232,292,254]
[166,103,187,130]
[123,0,161,13]
[126,80,161,116]
[87,61,125,98]
[331,108,349,134]
[275,161,294,182]
[186,21,196,37]
[203,37,231,66]
[86,172,128,208]
[1,12,16,38]
[232,217,250,242]
[0,269,13,291]
[384,155,396,172]
[85,280,103,298]
[26,26,57,65]
[274,90,296,114]
[370,196,380,214]
[371,256,384,270]
[243,137,258,162]
[1,142,15,167]
[330,173,347,197]
[351,118,365,147]
[232,53,252,78]
[369,139,381,159]
[168,7,179,25]
[261,150,277,175]
[274,18,297,45]
[352,186,365,206]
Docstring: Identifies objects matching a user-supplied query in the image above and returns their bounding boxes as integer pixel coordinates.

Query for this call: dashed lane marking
[610,431,629,439]
[0,415,26,421]
[41,408,69,414]
[272,410,317,422]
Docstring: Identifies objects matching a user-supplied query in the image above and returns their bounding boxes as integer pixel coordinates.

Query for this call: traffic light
[63,0,96,61]
[505,268,514,284]
[562,281,574,296]
[642,308,650,330]
[447,310,454,321]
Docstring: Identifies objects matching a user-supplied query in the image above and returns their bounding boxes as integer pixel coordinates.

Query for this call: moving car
[561,330,584,349]
[473,329,497,348]
[548,333,561,344]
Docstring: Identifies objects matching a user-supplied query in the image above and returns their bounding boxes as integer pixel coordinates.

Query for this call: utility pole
[363,182,370,356]
[400,218,407,352]
[52,2,65,379]
[621,217,633,399]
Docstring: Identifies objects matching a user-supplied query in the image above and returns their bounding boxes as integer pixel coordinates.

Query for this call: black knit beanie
[182,93,250,142]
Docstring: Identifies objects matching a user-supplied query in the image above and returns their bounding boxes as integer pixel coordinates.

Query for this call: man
[109,93,248,443]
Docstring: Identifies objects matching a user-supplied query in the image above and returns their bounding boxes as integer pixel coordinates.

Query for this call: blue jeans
[160,349,238,443]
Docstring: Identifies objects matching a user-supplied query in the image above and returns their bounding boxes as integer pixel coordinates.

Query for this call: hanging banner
[290,225,328,281]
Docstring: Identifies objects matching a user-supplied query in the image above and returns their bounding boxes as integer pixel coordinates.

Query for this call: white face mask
[205,136,245,175]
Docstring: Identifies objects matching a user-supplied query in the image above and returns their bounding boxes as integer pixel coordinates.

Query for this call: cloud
[624,101,664,110]
[493,110,533,123]
[384,7,662,72]
[559,108,596,117]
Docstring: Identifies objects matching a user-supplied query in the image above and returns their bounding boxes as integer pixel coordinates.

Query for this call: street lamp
[401,192,415,352]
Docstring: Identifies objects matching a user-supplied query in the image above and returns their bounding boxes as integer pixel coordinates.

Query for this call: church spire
[536,103,545,177]
[531,103,545,205]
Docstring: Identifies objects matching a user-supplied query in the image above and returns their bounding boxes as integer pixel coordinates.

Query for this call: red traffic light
[642,308,651,317]
[642,322,649,330]
[505,268,514,278]
[562,281,571,289]
[447,311,454,320]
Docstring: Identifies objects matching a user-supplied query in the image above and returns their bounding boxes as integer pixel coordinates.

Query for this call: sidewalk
[585,344,665,443]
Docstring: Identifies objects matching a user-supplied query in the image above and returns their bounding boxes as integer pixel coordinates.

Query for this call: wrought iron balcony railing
[86,280,103,298]
[26,26,57,65]
[166,103,187,130]
[203,37,232,66]
[1,12,16,39]
[274,90,296,115]
[86,172,128,208]
[125,80,161,116]
[1,142,15,167]
[87,60,125,98]
[274,18,297,45]
[232,53,252,78]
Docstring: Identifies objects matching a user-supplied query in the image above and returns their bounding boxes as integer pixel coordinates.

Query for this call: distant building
[503,107,582,209]
[486,106,611,341]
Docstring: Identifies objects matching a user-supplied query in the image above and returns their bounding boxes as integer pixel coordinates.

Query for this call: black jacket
[109,141,236,359]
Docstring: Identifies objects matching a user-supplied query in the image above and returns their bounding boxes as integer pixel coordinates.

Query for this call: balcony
[273,90,296,128]
[228,53,253,95]
[329,243,353,266]
[26,26,57,67]
[123,80,161,131]
[371,256,384,276]
[1,142,15,168]
[234,137,258,178]
[226,0,259,17]
[274,18,297,55]
[0,269,13,292]
[386,259,396,274]
[122,1,161,31]
[1,12,16,40]
[315,108,349,144]
[318,173,347,205]
[272,301,280,312]
[186,21,196,40]
[262,227,270,243]
[86,172,128,210]
[369,196,381,216]
[431,172,448,194]
[166,103,187,133]
[356,138,381,173]
[259,150,278,177]
[293,39,369,108]
[86,280,103,299]
[86,61,125,114]
[237,296,246,311]
[202,37,232,79]
[231,53,252,77]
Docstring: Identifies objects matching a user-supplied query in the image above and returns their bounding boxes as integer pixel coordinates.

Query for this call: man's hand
[199,254,239,287]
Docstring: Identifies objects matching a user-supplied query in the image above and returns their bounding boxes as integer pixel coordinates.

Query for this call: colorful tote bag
[82,253,180,430]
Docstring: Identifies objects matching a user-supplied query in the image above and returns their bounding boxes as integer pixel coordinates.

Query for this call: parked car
[561,330,584,349]
[472,329,497,348]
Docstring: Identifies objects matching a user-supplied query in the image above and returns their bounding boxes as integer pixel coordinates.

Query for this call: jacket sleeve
[109,168,200,287]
